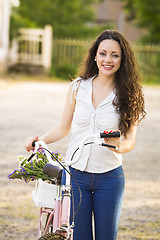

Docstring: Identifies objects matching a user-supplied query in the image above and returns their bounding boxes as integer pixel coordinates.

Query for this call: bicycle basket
[32,179,57,208]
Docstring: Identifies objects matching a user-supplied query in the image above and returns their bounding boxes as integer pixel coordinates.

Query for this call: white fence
[53,39,160,81]
[9,25,52,70]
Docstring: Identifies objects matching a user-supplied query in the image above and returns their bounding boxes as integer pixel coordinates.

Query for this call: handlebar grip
[32,141,36,147]
[100,131,120,138]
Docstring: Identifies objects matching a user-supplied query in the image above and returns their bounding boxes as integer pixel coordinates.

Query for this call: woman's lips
[102,65,114,70]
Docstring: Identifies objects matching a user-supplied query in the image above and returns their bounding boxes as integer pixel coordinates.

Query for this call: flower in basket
[8,149,62,183]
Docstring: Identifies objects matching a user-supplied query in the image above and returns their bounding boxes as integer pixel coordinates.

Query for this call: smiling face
[95,39,122,78]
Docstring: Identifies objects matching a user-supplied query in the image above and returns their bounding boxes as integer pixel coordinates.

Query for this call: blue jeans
[62,166,125,240]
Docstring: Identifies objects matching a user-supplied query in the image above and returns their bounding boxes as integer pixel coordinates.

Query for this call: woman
[25,30,146,240]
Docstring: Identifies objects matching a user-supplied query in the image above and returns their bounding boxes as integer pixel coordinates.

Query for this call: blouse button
[90,113,96,124]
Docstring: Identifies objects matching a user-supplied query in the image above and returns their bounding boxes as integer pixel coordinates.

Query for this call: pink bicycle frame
[38,167,73,239]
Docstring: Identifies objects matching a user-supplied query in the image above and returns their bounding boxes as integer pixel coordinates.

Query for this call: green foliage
[141,75,160,85]
[134,45,160,84]
[52,63,77,80]
[10,0,107,40]
[120,0,160,43]
[10,7,37,40]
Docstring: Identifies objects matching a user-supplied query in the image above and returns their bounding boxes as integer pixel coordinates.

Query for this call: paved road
[0,80,160,239]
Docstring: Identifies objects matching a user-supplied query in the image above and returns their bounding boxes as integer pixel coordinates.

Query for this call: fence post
[0,0,11,74]
[42,25,53,72]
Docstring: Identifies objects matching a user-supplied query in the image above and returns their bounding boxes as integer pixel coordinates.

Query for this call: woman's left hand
[104,124,138,154]
[104,130,121,152]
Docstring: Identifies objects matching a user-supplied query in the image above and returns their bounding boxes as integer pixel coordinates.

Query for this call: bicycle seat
[43,163,62,182]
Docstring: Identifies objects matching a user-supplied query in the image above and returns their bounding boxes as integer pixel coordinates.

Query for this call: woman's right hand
[25,136,39,152]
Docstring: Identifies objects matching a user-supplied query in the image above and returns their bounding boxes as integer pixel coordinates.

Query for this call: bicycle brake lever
[94,137,118,150]
[101,143,119,150]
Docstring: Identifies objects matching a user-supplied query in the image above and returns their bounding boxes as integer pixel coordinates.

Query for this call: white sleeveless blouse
[65,76,122,173]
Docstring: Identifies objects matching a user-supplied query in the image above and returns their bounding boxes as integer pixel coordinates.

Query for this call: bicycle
[29,130,120,240]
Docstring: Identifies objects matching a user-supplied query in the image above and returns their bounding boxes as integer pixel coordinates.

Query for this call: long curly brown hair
[79,30,146,136]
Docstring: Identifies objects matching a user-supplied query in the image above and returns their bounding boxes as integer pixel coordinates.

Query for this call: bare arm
[25,84,76,151]
[104,124,138,154]
[118,124,137,153]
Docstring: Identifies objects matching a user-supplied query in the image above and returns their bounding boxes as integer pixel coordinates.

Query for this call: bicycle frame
[33,141,72,239]
[38,177,72,239]
[33,131,120,239]
[39,184,64,236]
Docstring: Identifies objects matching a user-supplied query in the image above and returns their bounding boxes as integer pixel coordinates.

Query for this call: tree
[120,0,160,43]
[10,0,109,40]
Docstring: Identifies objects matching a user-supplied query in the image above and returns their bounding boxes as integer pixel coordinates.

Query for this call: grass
[119,219,160,239]
[0,193,39,240]
[1,197,159,240]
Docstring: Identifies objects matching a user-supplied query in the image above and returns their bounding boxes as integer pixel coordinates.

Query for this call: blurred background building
[95,0,145,42]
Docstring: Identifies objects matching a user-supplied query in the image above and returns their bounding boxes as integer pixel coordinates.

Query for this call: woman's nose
[104,55,112,63]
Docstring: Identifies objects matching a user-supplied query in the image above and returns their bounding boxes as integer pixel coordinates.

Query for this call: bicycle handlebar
[65,131,120,167]
[30,131,120,167]
[32,140,59,165]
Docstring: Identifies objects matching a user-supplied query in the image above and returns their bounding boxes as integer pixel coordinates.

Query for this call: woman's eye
[99,52,106,56]
[112,54,119,58]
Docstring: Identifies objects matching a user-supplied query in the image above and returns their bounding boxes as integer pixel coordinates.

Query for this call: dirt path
[0,79,160,240]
